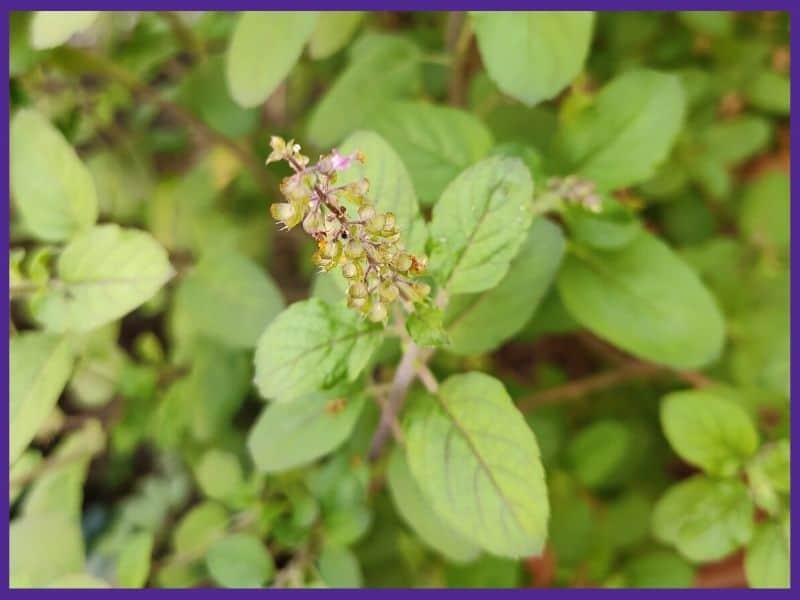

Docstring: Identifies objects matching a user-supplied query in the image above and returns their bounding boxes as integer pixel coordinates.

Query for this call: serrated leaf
[206,534,274,588]
[175,250,285,349]
[652,475,753,563]
[366,101,494,205]
[31,224,174,333]
[556,69,686,190]
[557,232,725,369]
[307,34,421,147]
[406,305,449,348]
[11,109,98,242]
[254,299,382,402]
[429,156,533,295]
[10,332,74,464]
[30,11,99,49]
[308,12,364,60]
[444,219,564,355]
[387,448,480,563]
[226,11,318,107]
[745,522,789,588]
[471,12,595,107]
[660,389,759,476]
[405,372,549,558]
[247,392,365,473]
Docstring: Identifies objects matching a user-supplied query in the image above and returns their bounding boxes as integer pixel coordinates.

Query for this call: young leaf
[172,501,228,555]
[10,333,74,464]
[307,34,421,147]
[623,550,695,588]
[660,389,759,476]
[745,522,789,589]
[253,299,382,402]
[471,12,595,107]
[308,12,364,60]
[175,250,285,349]
[565,419,631,489]
[116,532,154,588]
[206,534,274,588]
[11,109,98,242]
[30,11,99,49]
[557,232,725,369]
[365,102,494,205]
[556,69,686,190]
[226,11,318,108]
[247,392,365,473]
[31,224,174,333]
[405,372,549,558]
[317,547,363,588]
[387,448,480,563]
[406,305,449,348]
[652,475,753,562]
[10,512,85,587]
[429,156,533,295]
[194,450,244,503]
[444,219,565,355]
[337,130,422,239]
[739,171,789,251]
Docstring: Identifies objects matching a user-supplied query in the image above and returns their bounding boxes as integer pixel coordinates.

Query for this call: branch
[52,47,275,196]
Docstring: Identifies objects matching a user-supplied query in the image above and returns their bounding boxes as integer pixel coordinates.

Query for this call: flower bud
[368,302,388,323]
[394,253,413,272]
[379,282,399,302]
[347,295,368,310]
[366,214,386,233]
[345,239,364,258]
[358,205,376,221]
[302,210,325,235]
[342,261,359,279]
[348,281,368,299]
[383,212,396,232]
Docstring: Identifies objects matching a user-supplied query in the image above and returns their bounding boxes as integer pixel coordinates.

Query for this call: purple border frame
[2,2,797,595]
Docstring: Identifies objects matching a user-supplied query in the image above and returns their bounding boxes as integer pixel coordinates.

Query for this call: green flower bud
[342,261,359,279]
[394,253,413,272]
[348,281,368,299]
[366,214,386,233]
[347,295,368,311]
[358,205,376,221]
[270,202,296,223]
[345,239,364,258]
[378,282,399,302]
[368,302,388,323]
[383,212,396,232]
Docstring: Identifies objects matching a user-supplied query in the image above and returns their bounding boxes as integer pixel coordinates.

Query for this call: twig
[157,12,207,61]
[416,362,439,394]
[445,12,473,106]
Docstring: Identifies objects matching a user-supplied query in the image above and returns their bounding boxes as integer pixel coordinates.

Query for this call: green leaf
[746,440,789,515]
[566,419,631,489]
[623,550,695,588]
[11,108,98,242]
[660,389,759,476]
[337,130,422,245]
[562,197,641,250]
[653,475,753,562]
[30,11,99,49]
[10,512,85,587]
[307,34,421,147]
[557,232,725,369]
[253,299,382,402]
[745,522,789,588]
[175,250,285,349]
[116,532,154,588]
[46,573,110,588]
[317,547,363,588]
[387,448,480,563]
[308,12,364,60]
[470,12,595,107]
[226,11,318,108]
[556,69,686,190]
[698,116,772,166]
[678,11,733,37]
[10,332,74,464]
[444,219,565,355]
[366,102,494,206]
[173,501,228,555]
[31,224,174,333]
[739,171,789,251]
[195,449,244,503]
[405,372,549,558]
[247,392,365,473]
[206,534,274,588]
[406,305,449,348]
[745,71,790,116]
[429,156,534,295]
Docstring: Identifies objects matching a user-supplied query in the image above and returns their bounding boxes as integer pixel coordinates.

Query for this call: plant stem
[157,11,207,61]
[446,12,473,106]
[52,47,275,197]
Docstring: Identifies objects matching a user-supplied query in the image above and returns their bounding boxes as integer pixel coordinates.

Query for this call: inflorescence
[267,136,430,324]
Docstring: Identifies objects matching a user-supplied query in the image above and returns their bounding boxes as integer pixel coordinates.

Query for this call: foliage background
[8,10,790,589]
